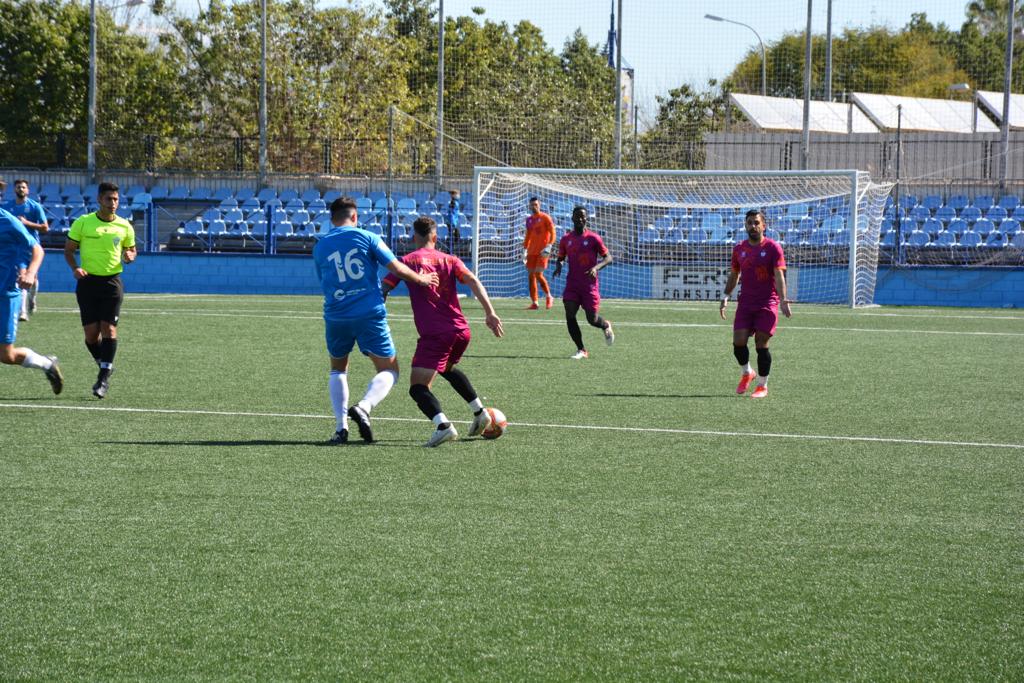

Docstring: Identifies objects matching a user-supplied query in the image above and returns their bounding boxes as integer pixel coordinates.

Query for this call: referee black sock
[86,341,102,363]
[733,345,749,366]
[440,368,478,404]
[410,383,444,422]
[756,347,772,377]
[99,338,118,366]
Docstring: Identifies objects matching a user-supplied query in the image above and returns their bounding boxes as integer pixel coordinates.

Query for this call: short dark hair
[330,196,358,222]
[529,196,540,203]
[745,209,766,223]
[13,179,28,187]
[449,189,460,198]
[412,215,437,238]
[572,205,587,216]
[98,181,119,196]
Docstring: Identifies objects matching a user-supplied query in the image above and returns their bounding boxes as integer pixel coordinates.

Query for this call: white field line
[1,402,1021,451]
[33,307,1024,337]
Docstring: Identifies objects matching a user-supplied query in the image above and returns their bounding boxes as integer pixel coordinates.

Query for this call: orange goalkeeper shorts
[525,254,550,271]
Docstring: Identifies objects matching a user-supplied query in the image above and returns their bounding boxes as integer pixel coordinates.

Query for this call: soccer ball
[481,407,508,439]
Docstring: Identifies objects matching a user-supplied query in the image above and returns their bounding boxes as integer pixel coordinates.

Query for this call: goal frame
[472,166,866,308]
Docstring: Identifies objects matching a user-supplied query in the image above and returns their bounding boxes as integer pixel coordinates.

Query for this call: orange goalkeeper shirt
[523,212,556,255]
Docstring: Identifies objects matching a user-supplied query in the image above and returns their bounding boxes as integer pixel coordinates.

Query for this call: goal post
[471,167,892,307]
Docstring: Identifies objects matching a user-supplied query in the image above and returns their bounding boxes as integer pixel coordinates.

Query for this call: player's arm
[460,270,503,338]
[541,217,555,256]
[123,246,137,264]
[586,250,612,279]
[385,258,438,288]
[775,268,792,318]
[720,269,740,319]
[64,237,87,279]
[21,207,48,234]
[380,273,400,300]
[17,244,44,289]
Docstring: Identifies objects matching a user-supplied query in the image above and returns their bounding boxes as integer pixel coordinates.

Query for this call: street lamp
[705,13,766,97]
[88,0,145,175]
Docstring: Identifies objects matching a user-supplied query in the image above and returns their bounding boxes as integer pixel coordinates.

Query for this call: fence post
[56,133,67,168]
[234,137,244,172]
[145,134,156,172]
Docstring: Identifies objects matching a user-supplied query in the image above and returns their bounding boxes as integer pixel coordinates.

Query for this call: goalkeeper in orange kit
[522,196,556,309]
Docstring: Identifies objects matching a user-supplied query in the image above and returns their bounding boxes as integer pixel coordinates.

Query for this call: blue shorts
[325,314,396,359]
[1,291,21,345]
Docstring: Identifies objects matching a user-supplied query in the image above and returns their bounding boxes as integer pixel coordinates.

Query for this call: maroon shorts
[734,304,779,336]
[412,328,471,373]
[562,281,601,313]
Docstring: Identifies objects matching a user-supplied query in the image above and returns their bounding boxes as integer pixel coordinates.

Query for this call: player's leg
[92,278,123,399]
[732,305,757,394]
[437,331,489,436]
[527,271,539,309]
[347,316,399,443]
[410,365,457,447]
[0,297,62,393]
[751,327,775,399]
[18,286,29,321]
[77,276,103,365]
[29,278,38,314]
[325,320,356,443]
[563,298,587,359]
[581,297,613,346]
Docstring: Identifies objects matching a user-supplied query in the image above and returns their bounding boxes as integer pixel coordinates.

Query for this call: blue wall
[37,251,1024,308]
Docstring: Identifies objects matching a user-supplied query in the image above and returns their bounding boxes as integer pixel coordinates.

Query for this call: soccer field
[1,293,1021,680]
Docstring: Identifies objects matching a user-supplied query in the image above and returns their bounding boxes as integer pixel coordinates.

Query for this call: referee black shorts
[76,274,124,326]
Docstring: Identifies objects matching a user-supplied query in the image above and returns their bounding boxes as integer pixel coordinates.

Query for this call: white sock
[742,363,753,375]
[468,397,484,413]
[329,370,349,431]
[20,292,28,316]
[756,375,768,387]
[20,350,52,371]
[432,412,449,427]
[360,369,398,412]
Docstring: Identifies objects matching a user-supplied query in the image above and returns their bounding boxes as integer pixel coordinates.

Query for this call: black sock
[756,347,772,377]
[440,367,478,404]
[99,338,118,365]
[566,316,585,350]
[734,345,749,366]
[409,384,444,423]
[86,340,102,362]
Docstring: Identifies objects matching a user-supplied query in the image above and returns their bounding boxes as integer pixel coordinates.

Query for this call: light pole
[88,0,144,177]
[705,14,766,97]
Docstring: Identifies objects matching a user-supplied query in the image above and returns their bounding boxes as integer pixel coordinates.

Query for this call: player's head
[529,197,540,214]
[745,209,767,242]
[571,206,588,232]
[0,177,6,197]
[449,189,460,203]
[13,179,28,199]
[412,215,438,248]
[98,182,119,212]
[330,197,358,226]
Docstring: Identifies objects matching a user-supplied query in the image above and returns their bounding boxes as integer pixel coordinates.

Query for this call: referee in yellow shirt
[64,182,137,398]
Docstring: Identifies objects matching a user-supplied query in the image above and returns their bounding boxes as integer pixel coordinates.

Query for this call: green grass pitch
[1,293,1021,680]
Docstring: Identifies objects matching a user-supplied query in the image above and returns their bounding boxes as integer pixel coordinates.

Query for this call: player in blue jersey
[3,179,49,321]
[313,196,438,444]
[0,179,63,393]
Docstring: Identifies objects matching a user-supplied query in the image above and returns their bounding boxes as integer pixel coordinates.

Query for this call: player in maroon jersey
[552,206,614,359]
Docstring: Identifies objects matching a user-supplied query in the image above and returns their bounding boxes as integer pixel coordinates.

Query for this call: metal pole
[633,102,639,168]
[704,16,766,97]
[435,0,445,191]
[258,0,267,186]
[825,0,833,101]
[801,0,813,169]
[387,105,394,238]
[895,104,903,265]
[1000,2,1015,188]
[88,0,97,177]
[614,0,623,170]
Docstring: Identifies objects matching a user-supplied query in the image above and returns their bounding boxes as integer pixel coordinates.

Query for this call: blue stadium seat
[1013,206,1024,222]
[63,191,84,206]
[278,189,299,202]
[68,205,89,221]
[263,198,282,211]
[323,189,342,204]
[201,208,222,224]
[909,205,931,223]
[211,187,234,201]
[901,194,918,209]
[947,195,969,212]
[881,230,900,247]
[60,183,82,200]
[396,197,417,217]
[433,191,452,205]
[39,183,61,201]
[920,195,942,211]
[999,218,1021,234]
[240,197,261,213]
[365,221,384,236]
[985,231,1006,248]
[922,217,943,238]
[290,210,310,225]
[997,195,1020,211]
[368,190,387,203]
[906,230,930,247]
[235,188,256,202]
[355,197,373,213]
[419,200,438,214]
[700,213,723,230]
[653,216,673,231]
[149,186,169,201]
[223,208,244,224]
[257,188,278,202]
[218,198,238,210]
[807,229,830,245]
[373,197,391,213]
[245,209,264,223]
[973,195,994,212]
[935,206,956,224]
[270,209,288,226]
[960,206,982,223]
[168,186,190,200]
[191,186,212,200]
[284,198,305,212]
[933,230,957,246]
[959,230,982,248]
[822,215,845,234]
[947,218,968,237]
[207,219,228,236]
[308,198,326,213]
[638,226,660,244]
[662,228,685,245]
[1010,231,1024,249]
[250,220,268,237]
[182,219,206,235]
[477,224,499,241]
[273,221,293,236]
[115,206,133,219]
[130,193,153,211]
[985,206,1007,222]
[973,218,995,237]
[301,189,322,203]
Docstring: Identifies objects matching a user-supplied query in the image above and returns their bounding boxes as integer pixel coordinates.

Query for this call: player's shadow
[590,392,731,399]
[463,354,563,360]
[101,439,422,448]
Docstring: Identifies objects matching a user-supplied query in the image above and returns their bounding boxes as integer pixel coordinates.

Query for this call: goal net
[472,168,893,307]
